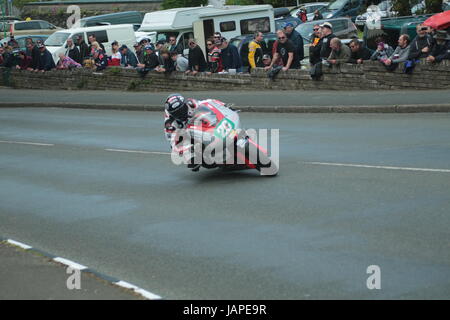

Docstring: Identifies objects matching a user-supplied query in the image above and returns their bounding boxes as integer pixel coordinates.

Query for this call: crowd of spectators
[1,22,449,80]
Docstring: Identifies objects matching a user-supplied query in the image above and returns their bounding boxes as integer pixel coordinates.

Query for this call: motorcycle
[170,99,278,176]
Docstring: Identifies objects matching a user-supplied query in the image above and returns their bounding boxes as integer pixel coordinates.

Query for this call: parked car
[1,20,61,39]
[320,0,381,21]
[274,7,302,29]
[230,33,276,70]
[355,1,397,28]
[0,35,49,50]
[290,2,330,21]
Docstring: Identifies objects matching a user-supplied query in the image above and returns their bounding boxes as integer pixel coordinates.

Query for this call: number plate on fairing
[214,118,235,139]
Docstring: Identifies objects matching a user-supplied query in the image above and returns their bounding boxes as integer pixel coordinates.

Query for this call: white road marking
[53,257,88,271]
[0,140,54,146]
[105,148,170,155]
[305,161,450,173]
[115,281,162,300]
[7,239,32,250]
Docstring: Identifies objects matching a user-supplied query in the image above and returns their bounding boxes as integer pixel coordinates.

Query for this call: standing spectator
[35,43,56,72]
[319,22,336,60]
[284,22,304,64]
[186,38,207,75]
[426,30,450,63]
[370,41,394,63]
[309,24,322,65]
[408,24,433,61]
[382,34,410,71]
[327,38,351,66]
[155,40,166,57]
[76,35,89,61]
[3,48,21,68]
[170,51,189,71]
[88,34,105,53]
[56,53,81,70]
[313,9,323,20]
[248,31,265,70]
[65,38,81,64]
[213,32,222,42]
[168,36,182,55]
[119,45,138,68]
[0,46,4,66]
[108,40,122,66]
[265,30,299,71]
[137,44,159,77]
[134,43,144,64]
[297,7,307,23]
[25,42,40,70]
[206,37,223,73]
[220,37,242,72]
[155,48,175,74]
[348,39,372,64]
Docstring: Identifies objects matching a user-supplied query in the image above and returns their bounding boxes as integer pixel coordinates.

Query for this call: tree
[392,0,411,16]
[162,0,208,10]
[425,0,443,13]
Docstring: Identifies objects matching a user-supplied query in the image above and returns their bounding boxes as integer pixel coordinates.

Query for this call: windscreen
[45,32,70,46]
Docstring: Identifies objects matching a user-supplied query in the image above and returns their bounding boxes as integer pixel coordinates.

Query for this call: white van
[44,24,136,63]
[139,5,275,55]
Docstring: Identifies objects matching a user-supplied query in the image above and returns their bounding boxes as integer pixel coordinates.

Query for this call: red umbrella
[423,10,450,30]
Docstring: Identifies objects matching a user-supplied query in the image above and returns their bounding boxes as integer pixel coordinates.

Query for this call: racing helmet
[165,93,188,121]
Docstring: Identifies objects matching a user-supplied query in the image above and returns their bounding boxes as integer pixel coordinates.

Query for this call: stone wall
[2,60,450,92]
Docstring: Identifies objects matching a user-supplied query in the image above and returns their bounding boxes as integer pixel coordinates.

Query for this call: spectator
[265,30,299,72]
[206,37,222,73]
[25,42,40,70]
[65,37,81,64]
[220,37,242,72]
[89,41,102,57]
[92,49,108,71]
[426,30,450,63]
[327,38,351,66]
[248,31,265,70]
[137,44,159,77]
[155,40,166,57]
[170,51,189,71]
[88,34,105,53]
[262,54,271,67]
[309,24,322,66]
[119,45,138,68]
[348,39,372,64]
[134,43,144,64]
[213,32,222,41]
[297,7,307,23]
[284,22,304,63]
[186,38,207,75]
[168,36,182,55]
[2,48,21,68]
[319,22,336,60]
[35,43,56,72]
[408,24,433,60]
[370,40,394,63]
[382,34,410,71]
[16,51,32,70]
[108,40,122,66]
[76,35,89,61]
[155,48,175,74]
[313,9,323,21]
[56,52,81,70]
[0,46,4,66]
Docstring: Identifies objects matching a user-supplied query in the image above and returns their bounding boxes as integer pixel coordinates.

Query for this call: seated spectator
[108,40,121,67]
[327,38,351,66]
[186,38,207,75]
[370,41,394,63]
[35,43,56,72]
[155,48,175,74]
[65,37,81,64]
[119,45,138,68]
[16,51,32,70]
[56,52,81,70]
[262,54,271,67]
[170,51,189,71]
[309,24,322,66]
[88,34,105,53]
[92,49,108,71]
[382,34,410,71]
[219,37,242,72]
[89,41,102,56]
[348,39,372,64]
[137,44,159,77]
[426,30,450,63]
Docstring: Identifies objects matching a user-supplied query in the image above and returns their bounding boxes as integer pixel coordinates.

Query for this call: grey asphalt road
[1,107,450,299]
[2,88,450,107]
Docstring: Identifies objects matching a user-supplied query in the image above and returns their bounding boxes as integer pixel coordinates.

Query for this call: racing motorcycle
[170,99,278,176]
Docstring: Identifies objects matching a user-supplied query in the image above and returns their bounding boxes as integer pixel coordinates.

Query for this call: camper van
[44,24,136,64]
[77,11,144,31]
[138,5,276,55]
